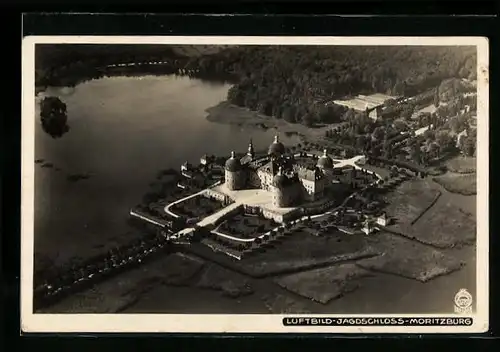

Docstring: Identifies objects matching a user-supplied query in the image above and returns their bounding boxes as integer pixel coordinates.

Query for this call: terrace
[169,194,227,219]
[215,213,279,240]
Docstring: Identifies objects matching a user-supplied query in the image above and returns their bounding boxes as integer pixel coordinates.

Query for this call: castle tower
[268,134,285,157]
[317,149,334,177]
[272,166,287,208]
[247,138,255,158]
[225,151,244,190]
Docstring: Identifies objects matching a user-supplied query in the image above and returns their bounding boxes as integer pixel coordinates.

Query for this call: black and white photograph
[21,36,489,333]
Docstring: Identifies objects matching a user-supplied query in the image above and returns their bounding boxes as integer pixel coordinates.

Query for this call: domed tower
[225,151,244,190]
[268,134,285,158]
[317,149,334,176]
[272,166,287,208]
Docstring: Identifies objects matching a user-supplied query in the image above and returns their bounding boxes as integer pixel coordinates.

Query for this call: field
[274,263,373,304]
[357,232,464,282]
[407,199,476,248]
[261,293,312,314]
[433,173,476,196]
[446,156,476,174]
[383,179,441,227]
[237,230,379,277]
[194,263,254,298]
[38,252,205,313]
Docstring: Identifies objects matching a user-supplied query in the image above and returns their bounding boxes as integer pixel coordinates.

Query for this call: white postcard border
[21,36,489,334]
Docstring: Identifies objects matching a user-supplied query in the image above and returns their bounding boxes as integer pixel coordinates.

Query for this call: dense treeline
[36,45,477,127]
[217,46,477,126]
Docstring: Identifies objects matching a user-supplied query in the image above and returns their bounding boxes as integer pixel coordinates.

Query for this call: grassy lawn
[406,199,476,248]
[433,173,476,196]
[194,263,254,298]
[357,232,464,282]
[361,164,391,179]
[238,230,378,277]
[218,213,278,239]
[261,293,312,314]
[171,195,225,218]
[274,263,373,304]
[445,156,476,174]
[383,179,441,227]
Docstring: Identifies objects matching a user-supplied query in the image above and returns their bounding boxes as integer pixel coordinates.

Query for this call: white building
[376,213,388,227]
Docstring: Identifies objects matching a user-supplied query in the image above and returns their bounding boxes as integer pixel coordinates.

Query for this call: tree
[409,142,421,164]
[435,131,453,154]
[428,142,440,159]
[393,119,408,133]
[302,112,315,127]
[356,135,367,151]
[434,90,440,108]
[401,106,413,121]
[383,141,392,159]
[459,135,476,156]
[372,126,385,141]
[40,96,70,138]
[393,80,406,96]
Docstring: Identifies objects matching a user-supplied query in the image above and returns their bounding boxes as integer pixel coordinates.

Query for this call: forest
[36,44,477,127]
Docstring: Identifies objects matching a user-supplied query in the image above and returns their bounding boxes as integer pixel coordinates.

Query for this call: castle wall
[204,189,232,205]
[257,169,273,191]
[262,207,301,224]
[300,178,319,201]
[247,170,261,188]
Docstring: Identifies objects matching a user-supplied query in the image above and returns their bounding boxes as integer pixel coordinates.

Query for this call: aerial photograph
[31,43,478,315]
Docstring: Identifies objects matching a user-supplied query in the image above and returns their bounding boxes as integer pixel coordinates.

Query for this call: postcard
[21,35,489,333]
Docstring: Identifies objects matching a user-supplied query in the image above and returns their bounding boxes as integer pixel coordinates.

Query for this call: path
[164,189,207,218]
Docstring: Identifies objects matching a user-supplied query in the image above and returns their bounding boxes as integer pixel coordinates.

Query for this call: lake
[34,75,299,265]
[34,74,476,314]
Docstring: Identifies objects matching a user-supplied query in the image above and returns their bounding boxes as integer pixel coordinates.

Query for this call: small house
[376,212,389,227]
[361,220,375,235]
[181,161,192,172]
[200,154,215,166]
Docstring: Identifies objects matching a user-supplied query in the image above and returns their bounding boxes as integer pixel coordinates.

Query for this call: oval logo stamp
[454,288,473,314]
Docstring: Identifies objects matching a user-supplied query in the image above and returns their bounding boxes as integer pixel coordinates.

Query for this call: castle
[224,134,336,208]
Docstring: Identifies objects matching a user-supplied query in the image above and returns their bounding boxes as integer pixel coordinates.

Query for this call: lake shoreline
[205,101,334,144]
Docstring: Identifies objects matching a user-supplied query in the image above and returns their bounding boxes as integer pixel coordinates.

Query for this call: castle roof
[268,134,285,155]
[272,174,288,188]
[273,167,297,189]
[225,151,242,172]
[317,149,334,169]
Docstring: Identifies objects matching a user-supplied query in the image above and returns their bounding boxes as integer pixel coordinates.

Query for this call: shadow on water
[40,96,70,139]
